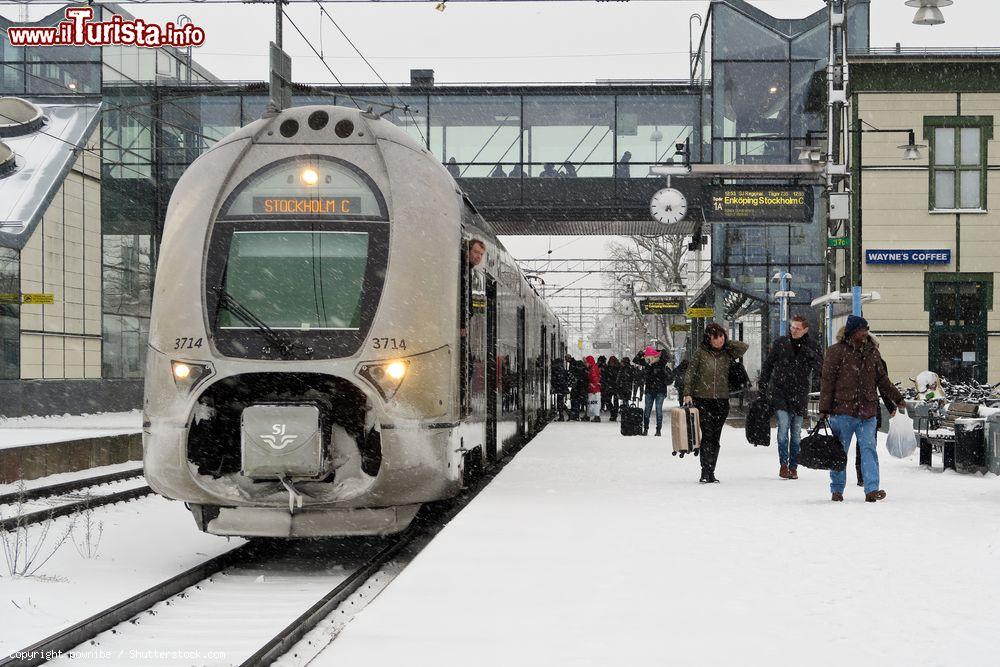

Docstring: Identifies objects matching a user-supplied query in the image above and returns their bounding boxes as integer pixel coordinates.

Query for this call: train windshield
[219,231,369,330]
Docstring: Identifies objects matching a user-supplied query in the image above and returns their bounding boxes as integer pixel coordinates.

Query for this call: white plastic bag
[886,410,918,458]
[587,393,601,418]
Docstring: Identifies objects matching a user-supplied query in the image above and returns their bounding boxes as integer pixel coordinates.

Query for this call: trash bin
[988,414,1000,476]
[954,417,987,473]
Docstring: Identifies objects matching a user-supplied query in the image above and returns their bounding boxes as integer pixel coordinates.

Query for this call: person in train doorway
[604,356,622,421]
[615,151,632,178]
[570,358,589,421]
[468,238,486,269]
[585,355,602,422]
[759,315,823,480]
[683,323,749,483]
[446,157,461,178]
[539,162,559,178]
[819,316,906,502]
[819,315,906,503]
[639,346,673,436]
[551,355,570,422]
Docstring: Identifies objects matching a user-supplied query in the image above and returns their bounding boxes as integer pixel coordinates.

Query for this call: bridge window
[615,95,699,173]
[523,95,614,177]
[430,95,521,178]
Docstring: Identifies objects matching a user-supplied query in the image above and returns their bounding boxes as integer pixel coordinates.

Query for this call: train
[142,104,566,537]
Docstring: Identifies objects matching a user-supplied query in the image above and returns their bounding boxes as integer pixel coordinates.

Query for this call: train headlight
[171,360,213,392]
[358,359,409,400]
[300,168,319,186]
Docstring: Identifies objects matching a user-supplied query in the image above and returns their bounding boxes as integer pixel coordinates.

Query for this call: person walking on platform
[597,355,610,413]
[819,316,905,502]
[639,346,673,436]
[683,323,749,484]
[631,351,647,403]
[673,359,689,402]
[759,315,823,480]
[551,355,570,422]
[605,356,622,421]
[570,358,588,421]
[585,355,602,422]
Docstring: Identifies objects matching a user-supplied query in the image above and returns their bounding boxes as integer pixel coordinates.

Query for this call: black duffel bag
[728,357,750,395]
[798,418,847,471]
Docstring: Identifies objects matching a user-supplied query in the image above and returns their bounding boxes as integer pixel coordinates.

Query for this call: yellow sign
[0,293,19,304]
[577,339,584,350]
[686,307,715,319]
[22,293,55,305]
[670,324,691,332]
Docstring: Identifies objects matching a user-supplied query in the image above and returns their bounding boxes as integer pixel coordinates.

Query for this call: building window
[926,116,993,211]
[0,248,19,380]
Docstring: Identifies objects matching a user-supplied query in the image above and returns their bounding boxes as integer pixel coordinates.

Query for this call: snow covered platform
[317,418,1000,666]
[0,411,142,481]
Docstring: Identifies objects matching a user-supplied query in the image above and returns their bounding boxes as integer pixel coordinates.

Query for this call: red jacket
[585,356,601,394]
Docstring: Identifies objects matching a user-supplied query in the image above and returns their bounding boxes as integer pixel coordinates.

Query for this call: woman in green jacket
[683,322,749,484]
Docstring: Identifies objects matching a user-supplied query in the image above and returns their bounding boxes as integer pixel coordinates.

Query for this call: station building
[0,0,871,415]
[847,54,1000,385]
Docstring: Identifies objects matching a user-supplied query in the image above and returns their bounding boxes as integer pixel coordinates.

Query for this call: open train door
[517,306,526,437]
[485,277,498,461]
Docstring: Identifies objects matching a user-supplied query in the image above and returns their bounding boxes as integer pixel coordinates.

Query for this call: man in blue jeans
[759,316,822,480]
[818,315,905,502]
[637,346,672,436]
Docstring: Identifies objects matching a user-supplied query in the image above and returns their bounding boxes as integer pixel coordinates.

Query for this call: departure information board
[640,297,685,315]
[704,187,813,223]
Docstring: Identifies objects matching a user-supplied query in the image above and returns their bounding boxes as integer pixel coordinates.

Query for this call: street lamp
[905,0,952,26]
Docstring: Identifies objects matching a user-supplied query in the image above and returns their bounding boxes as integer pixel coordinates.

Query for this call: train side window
[459,242,470,416]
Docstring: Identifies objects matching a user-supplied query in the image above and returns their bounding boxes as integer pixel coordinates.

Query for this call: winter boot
[592,416,601,423]
[831,492,844,502]
[699,471,712,484]
[557,415,565,422]
[779,464,790,479]
[708,473,720,483]
[643,427,649,436]
[655,428,661,437]
[788,467,798,480]
[865,490,887,502]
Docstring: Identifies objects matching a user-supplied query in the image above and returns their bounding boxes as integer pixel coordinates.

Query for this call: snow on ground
[0,410,142,449]
[316,417,1000,667]
[0,495,241,655]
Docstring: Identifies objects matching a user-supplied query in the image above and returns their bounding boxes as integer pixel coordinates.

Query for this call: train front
[143,106,463,537]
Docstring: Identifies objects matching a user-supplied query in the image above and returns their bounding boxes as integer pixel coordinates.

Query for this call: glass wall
[0,248,18,380]
[430,94,521,177]
[101,234,152,379]
[523,95,614,177]
[616,94,700,175]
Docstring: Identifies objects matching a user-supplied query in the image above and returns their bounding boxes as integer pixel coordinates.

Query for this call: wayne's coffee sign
[705,187,813,223]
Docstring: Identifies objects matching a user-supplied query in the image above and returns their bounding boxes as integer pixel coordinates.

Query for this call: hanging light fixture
[905,0,952,26]
[898,130,927,160]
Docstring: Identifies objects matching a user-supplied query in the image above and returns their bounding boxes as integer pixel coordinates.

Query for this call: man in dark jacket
[639,346,674,436]
[819,315,906,503]
[759,315,823,480]
[551,356,570,421]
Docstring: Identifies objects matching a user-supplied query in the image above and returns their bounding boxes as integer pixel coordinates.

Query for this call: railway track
[5,439,516,665]
[0,467,150,532]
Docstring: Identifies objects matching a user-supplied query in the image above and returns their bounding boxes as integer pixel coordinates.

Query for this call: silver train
[143,105,565,537]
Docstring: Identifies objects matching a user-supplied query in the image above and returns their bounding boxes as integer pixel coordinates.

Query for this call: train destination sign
[639,297,685,315]
[704,187,813,223]
[252,196,361,215]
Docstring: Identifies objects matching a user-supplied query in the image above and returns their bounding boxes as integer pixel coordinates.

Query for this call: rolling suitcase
[620,402,643,436]
[670,406,701,457]
[745,397,772,447]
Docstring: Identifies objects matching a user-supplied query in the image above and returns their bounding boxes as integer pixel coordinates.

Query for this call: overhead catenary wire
[313,0,427,144]
[281,8,363,110]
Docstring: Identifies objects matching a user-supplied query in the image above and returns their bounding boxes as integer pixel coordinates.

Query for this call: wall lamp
[796,126,926,162]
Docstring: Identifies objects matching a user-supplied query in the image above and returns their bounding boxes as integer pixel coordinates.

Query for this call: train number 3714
[372,337,406,350]
[174,337,204,350]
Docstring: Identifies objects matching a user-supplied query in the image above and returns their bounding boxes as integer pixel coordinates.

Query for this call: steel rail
[0,485,153,532]
[1,541,262,667]
[0,467,145,506]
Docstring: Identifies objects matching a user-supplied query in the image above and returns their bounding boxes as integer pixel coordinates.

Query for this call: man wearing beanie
[819,314,906,502]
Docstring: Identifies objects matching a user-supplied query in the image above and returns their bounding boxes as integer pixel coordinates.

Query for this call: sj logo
[260,424,298,450]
